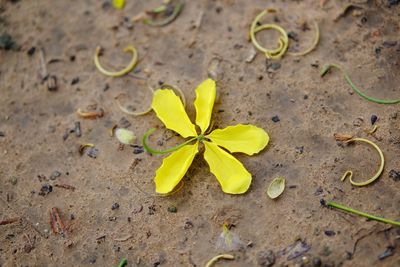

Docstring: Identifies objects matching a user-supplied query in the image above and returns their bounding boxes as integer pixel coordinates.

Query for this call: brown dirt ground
[1,0,400,266]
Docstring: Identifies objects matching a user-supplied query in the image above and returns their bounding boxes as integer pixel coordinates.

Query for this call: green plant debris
[267,177,285,199]
[326,201,400,227]
[115,128,136,145]
[320,64,400,104]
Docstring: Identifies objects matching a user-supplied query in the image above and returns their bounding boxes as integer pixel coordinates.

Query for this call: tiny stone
[70,214,75,220]
[47,75,58,91]
[269,62,281,70]
[111,203,120,210]
[0,131,4,137]
[71,77,80,85]
[27,46,36,56]
[389,170,400,181]
[304,95,308,100]
[312,257,322,267]
[39,184,53,196]
[167,206,177,213]
[324,230,336,237]
[49,171,61,180]
[132,145,144,154]
[86,147,98,158]
[371,114,378,125]
[103,83,110,91]
[288,31,299,41]
[272,115,280,123]
[257,250,275,267]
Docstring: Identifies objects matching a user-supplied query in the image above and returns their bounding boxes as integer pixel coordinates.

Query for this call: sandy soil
[1,0,400,266]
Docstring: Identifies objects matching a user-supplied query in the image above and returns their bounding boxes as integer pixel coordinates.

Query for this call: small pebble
[111,203,120,210]
[371,114,378,125]
[132,145,144,154]
[272,115,280,123]
[71,77,80,85]
[49,171,61,180]
[388,169,400,181]
[312,257,322,267]
[86,147,98,158]
[167,206,177,213]
[324,230,336,237]
[288,31,299,41]
[257,249,275,267]
[0,131,4,137]
[27,46,36,56]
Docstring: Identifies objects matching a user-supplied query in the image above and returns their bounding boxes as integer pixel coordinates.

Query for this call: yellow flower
[143,79,269,194]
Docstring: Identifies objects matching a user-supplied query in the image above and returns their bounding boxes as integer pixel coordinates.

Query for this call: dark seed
[371,114,378,125]
[320,199,326,206]
[361,17,367,24]
[71,77,80,85]
[27,46,36,56]
[271,115,280,123]
[111,203,120,210]
[312,257,322,267]
[324,230,336,237]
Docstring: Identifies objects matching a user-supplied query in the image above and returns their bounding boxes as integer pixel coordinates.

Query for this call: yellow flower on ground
[143,79,269,194]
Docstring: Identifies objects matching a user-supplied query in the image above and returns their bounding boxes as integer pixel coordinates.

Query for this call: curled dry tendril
[337,137,384,186]
[94,46,138,77]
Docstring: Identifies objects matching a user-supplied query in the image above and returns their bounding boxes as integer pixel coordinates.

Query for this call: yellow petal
[207,124,269,155]
[112,0,125,9]
[194,79,216,133]
[152,89,197,138]
[203,141,251,194]
[155,143,198,194]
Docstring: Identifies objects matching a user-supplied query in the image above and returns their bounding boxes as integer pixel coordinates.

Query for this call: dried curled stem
[94,46,138,77]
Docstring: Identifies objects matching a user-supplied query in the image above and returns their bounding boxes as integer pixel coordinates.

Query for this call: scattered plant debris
[325,200,400,227]
[143,1,184,27]
[94,46,138,77]
[115,128,136,145]
[205,254,234,267]
[335,137,384,186]
[267,177,285,199]
[76,108,104,119]
[321,64,400,104]
[388,169,400,181]
[39,184,53,196]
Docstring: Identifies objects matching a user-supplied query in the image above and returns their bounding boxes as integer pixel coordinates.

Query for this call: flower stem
[142,128,197,155]
[327,201,400,227]
[320,64,400,104]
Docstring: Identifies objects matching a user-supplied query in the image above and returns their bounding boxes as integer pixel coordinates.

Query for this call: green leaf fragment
[115,128,136,145]
[267,177,285,199]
